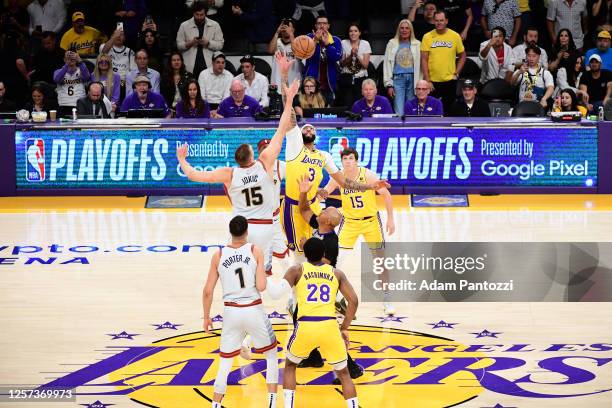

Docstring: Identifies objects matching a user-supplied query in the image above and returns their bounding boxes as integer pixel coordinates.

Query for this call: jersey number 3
[306,283,331,302]
[241,186,263,207]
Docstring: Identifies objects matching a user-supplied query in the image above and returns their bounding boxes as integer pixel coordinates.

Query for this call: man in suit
[76,82,110,118]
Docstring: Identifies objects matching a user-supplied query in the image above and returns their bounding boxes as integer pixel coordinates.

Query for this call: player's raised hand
[282,79,300,101]
[298,174,311,194]
[203,316,213,333]
[275,50,294,74]
[369,179,391,190]
[177,143,188,160]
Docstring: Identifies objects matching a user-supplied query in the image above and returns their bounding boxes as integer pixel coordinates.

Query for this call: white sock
[212,402,221,408]
[346,397,359,407]
[267,392,277,408]
[283,389,295,408]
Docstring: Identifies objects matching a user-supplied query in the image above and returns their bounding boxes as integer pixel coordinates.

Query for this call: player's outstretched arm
[253,244,267,292]
[259,79,300,170]
[323,176,340,196]
[366,169,395,235]
[266,265,301,299]
[177,143,232,183]
[202,250,221,333]
[335,268,358,345]
[329,170,391,192]
[297,175,315,222]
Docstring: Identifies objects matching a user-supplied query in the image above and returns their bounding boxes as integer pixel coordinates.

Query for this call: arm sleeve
[322,150,339,174]
[285,125,303,161]
[176,23,188,51]
[53,65,69,84]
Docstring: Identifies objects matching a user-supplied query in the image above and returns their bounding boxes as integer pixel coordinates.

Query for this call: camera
[267,84,282,117]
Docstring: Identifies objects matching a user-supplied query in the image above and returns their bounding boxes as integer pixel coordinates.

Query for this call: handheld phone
[116,22,123,31]
[145,15,153,24]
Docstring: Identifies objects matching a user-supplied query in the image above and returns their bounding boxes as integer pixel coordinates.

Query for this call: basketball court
[1,194,611,407]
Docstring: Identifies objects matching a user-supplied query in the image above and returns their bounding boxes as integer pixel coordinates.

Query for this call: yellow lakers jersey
[295,262,338,319]
[286,146,326,201]
[341,167,377,219]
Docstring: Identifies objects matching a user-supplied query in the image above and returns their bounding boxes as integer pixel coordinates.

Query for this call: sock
[283,389,295,408]
[212,402,221,408]
[267,392,277,408]
[346,397,359,407]
[383,290,391,303]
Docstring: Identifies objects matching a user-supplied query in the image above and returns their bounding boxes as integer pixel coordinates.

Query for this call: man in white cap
[120,75,170,117]
[579,54,612,113]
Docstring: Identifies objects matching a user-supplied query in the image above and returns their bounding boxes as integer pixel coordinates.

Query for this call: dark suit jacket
[76,96,110,118]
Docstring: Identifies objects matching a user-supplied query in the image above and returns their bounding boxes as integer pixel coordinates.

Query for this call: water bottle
[598,106,604,121]
[494,107,501,118]
[72,107,77,121]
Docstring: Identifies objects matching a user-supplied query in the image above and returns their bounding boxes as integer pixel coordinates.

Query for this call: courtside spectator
[579,54,612,112]
[546,0,588,49]
[293,76,327,117]
[235,55,270,107]
[53,49,91,117]
[215,79,262,118]
[60,12,107,56]
[449,79,492,117]
[552,88,587,116]
[175,78,210,118]
[512,44,554,110]
[198,51,232,112]
[0,81,17,112]
[27,0,65,35]
[351,79,393,117]
[25,84,58,114]
[120,75,170,117]
[161,51,194,110]
[126,49,161,96]
[585,30,612,71]
[404,79,443,115]
[479,26,514,83]
[481,0,521,46]
[76,82,111,118]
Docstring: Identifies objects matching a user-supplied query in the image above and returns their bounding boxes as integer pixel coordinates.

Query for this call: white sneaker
[383,302,396,316]
[240,335,252,360]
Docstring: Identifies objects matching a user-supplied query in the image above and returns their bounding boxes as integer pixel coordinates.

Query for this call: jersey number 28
[306,283,331,302]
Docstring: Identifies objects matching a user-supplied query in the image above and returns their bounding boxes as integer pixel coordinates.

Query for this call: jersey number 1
[235,267,245,288]
[241,186,263,207]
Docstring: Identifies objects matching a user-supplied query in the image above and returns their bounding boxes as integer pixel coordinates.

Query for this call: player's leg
[247,305,279,407]
[283,359,298,408]
[213,307,243,404]
[247,223,274,274]
[320,320,360,401]
[284,321,312,408]
[367,213,395,315]
[334,366,359,407]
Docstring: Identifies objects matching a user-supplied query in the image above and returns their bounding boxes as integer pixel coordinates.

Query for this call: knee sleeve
[213,357,233,394]
[264,348,279,384]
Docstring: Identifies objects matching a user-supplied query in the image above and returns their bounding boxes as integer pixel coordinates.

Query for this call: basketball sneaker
[383,302,396,316]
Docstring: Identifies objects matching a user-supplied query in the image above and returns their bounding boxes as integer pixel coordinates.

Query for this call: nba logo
[328,137,349,168]
[26,138,45,182]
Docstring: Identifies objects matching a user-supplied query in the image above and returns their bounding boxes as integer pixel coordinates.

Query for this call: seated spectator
[548,28,579,73]
[175,78,210,118]
[511,26,549,70]
[198,51,233,112]
[408,0,436,41]
[555,55,584,97]
[137,28,164,74]
[126,49,161,96]
[0,81,17,112]
[450,79,491,117]
[92,53,120,111]
[60,12,107,56]
[304,14,342,105]
[120,75,170,117]
[100,28,136,99]
[268,18,302,87]
[30,31,65,85]
[479,26,514,83]
[579,54,612,112]
[27,0,66,36]
[76,82,111,118]
[585,30,612,72]
[293,76,328,117]
[53,50,91,117]
[338,23,372,108]
[161,51,194,109]
[404,79,443,115]
[383,19,421,116]
[214,79,262,118]
[351,79,393,116]
[552,88,587,117]
[511,45,554,110]
[176,1,224,79]
[235,55,270,107]
[25,84,58,113]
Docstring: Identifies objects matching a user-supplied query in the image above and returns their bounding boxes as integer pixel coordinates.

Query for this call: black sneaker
[298,349,324,368]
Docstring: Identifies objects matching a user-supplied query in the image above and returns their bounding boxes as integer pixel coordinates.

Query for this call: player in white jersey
[203,215,279,408]
[177,56,299,272]
[53,50,92,116]
[257,138,289,260]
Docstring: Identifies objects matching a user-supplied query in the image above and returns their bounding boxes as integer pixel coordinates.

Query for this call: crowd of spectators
[0,0,610,120]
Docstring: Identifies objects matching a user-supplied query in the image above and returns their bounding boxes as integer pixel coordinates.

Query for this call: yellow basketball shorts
[281,197,321,253]
[286,317,347,366]
[338,212,384,250]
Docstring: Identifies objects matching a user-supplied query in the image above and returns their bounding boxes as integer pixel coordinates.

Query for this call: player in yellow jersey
[323,147,397,315]
[266,237,359,408]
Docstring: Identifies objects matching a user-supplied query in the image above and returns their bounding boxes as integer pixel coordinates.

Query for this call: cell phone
[145,15,153,24]
[492,29,500,38]
[116,22,123,31]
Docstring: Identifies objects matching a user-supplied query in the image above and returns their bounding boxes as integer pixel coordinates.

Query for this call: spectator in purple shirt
[351,79,393,116]
[214,79,263,118]
[175,78,210,118]
[404,79,444,116]
[120,75,170,117]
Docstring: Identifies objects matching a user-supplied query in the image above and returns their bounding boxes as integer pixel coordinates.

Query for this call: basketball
[292,35,316,59]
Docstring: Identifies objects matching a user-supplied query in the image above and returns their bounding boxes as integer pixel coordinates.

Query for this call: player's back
[227,161,275,219]
[295,262,338,319]
[217,244,260,304]
[341,167,377,219]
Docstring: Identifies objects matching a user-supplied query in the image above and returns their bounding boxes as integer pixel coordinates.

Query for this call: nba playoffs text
[360,242,612,302]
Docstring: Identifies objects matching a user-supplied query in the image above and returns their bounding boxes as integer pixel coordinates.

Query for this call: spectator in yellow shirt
[60,11,107,56]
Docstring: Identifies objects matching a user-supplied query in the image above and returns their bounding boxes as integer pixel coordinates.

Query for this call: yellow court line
[0,195,612,213]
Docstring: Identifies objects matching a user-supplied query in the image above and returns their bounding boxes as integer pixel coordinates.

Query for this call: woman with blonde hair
[92,53,121,110]
[383,19,421,115]
[293,76,327,117]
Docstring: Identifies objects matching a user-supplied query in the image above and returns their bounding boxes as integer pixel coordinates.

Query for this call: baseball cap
[589,54,602,63]
[462,79,476,89]
[257,139,271,151]
[212,51,226,61]
[240,55,255,65]
[134,75,151,85]
[597,30,611,40]
[72,12,85,22]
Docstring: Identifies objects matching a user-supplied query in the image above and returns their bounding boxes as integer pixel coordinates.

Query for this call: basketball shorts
[219,300,277,358]
[281,197,321,253]
[338,212,385,250]
[286,317,347,367]
[272,209,289,258]
[246,221,275,272]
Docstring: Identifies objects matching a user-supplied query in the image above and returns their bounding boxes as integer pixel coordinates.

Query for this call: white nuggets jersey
[57,70,87,107]
[217,244,259,303]
[273,160,286,208]
[100,44,135,80]
[227,161,275,219]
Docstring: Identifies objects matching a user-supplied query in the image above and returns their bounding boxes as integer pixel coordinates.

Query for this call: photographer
[512,44,554,110]
[268,18,302,87]
[53,49,91,117]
